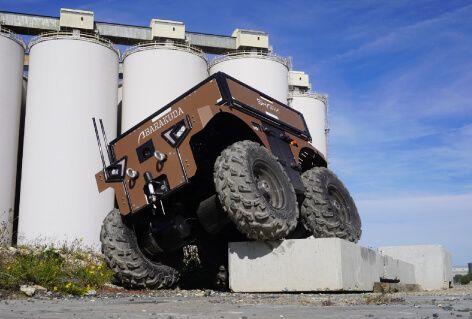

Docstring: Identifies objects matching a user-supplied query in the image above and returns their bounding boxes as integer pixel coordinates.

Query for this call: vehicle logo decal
[138,107,184,143]
[257,97,280,114]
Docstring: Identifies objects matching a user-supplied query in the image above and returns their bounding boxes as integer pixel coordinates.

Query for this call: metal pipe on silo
[0,27,25,245]
[209,51,290,103]
[12,75,29,245]
[18,31,119,248]
[121,41,209,132]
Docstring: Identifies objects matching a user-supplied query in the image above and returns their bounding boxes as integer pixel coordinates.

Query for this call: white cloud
[329,4,472,63]
[317,2,472,201]
[357,193,472,265]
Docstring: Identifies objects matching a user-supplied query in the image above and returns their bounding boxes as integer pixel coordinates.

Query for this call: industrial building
[0,8,328,247]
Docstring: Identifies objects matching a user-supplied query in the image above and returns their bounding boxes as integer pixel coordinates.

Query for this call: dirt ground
[0,285,471,319]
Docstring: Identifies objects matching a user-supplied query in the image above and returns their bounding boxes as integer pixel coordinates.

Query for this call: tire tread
[214,140,298,240]
[100,210,180,289]
[300,167,362,242]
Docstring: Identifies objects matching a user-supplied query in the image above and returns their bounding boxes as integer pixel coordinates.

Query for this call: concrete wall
[379,245,452,290]
[382,255,416,285]
[228,237,416,293]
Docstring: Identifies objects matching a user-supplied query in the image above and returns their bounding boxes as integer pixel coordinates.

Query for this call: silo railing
[28,31,120,57]
[209,50,291,70]
[123,41,207,62]
[288,91,328,104]
[0,25,26,48]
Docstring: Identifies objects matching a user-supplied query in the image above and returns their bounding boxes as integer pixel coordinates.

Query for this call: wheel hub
[252,160,285,209]
[331,199,341,210]
[257,179,271,196]
[328,185,348,220]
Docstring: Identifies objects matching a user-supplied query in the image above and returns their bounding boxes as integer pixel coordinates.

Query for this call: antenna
[92,117,107,172]
[99,119,112,163]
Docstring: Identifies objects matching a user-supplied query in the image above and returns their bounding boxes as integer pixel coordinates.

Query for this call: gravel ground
[0,285,471,319]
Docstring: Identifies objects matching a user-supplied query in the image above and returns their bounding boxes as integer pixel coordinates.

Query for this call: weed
[182,245,202,273]
[0,244,113,296]
[0,212,14,246]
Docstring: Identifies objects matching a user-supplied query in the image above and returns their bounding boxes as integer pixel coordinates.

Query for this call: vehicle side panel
[95,74,325,215]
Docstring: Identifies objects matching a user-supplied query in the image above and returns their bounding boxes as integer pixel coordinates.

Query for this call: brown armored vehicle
[93,72,361,289]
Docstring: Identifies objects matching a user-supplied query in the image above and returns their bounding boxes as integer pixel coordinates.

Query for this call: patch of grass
[0,244,113,296]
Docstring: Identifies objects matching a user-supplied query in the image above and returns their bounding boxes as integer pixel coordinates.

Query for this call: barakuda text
[138,107,184,143]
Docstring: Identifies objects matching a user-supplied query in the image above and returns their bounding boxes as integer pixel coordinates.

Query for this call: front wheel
[100,209,180,289]
[300,167,362,242]
[214,140,299,240]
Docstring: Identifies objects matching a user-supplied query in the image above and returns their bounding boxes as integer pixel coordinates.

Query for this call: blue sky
[1,0,471,265]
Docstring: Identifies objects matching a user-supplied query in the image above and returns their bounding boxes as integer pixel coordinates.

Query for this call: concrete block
[382,255,399,281]
[379,245,452,290]
[381,255,416,284]
[398,259,416,284]
[228,237,386,292]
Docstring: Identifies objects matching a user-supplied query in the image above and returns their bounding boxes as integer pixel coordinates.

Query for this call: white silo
[289,92,329,159]
[18,32,119,248]
[0,27,25,245]
[121,42,208,131]
[209,51,290,103]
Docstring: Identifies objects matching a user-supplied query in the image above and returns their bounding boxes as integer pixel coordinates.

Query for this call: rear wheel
[214,140,298,240]
[300,167,361,242]
[100,209,181,289]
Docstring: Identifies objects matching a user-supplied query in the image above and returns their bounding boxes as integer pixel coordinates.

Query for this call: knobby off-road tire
[100,209,180,289]
[214,140,299,240]
[301,167,362,242]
